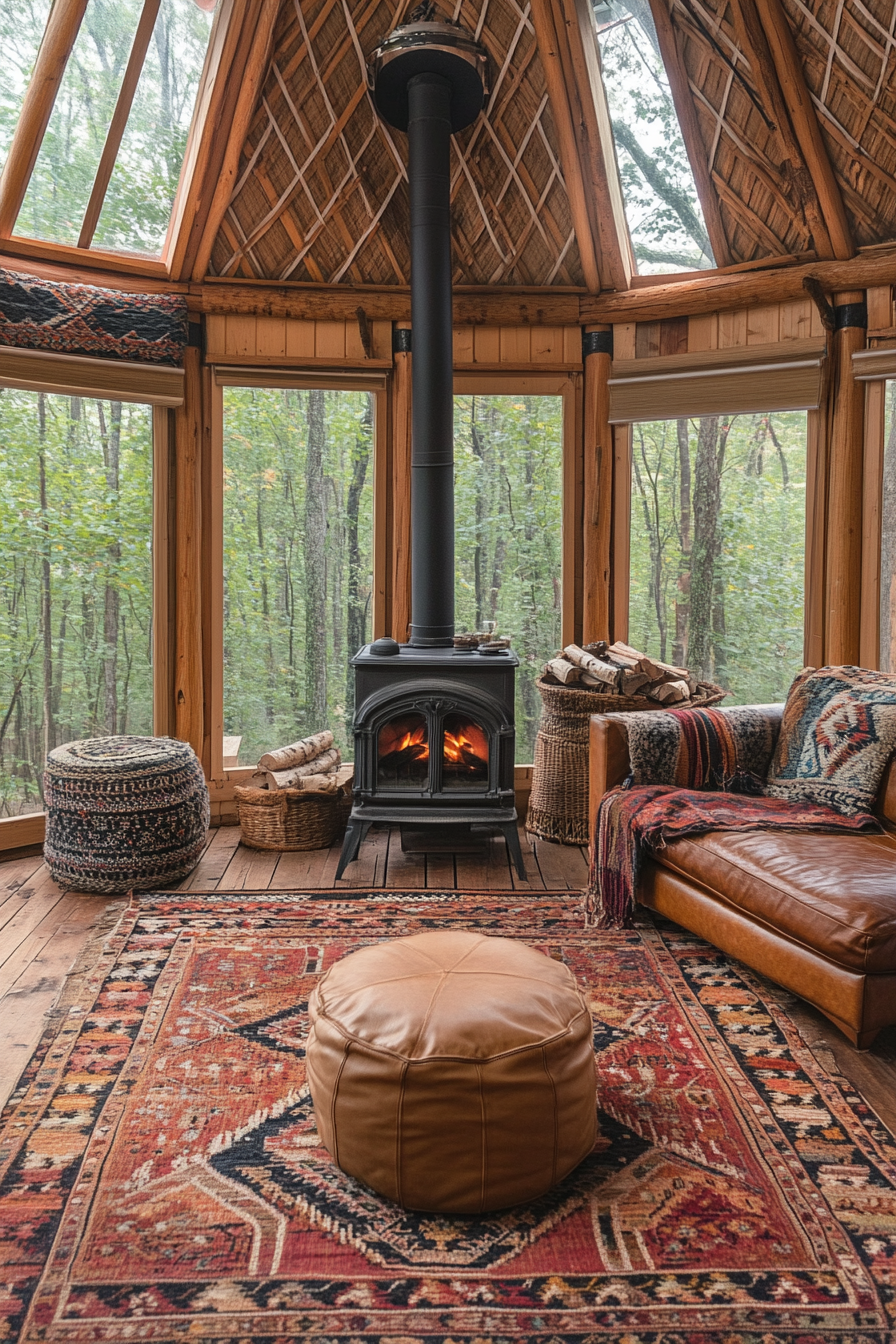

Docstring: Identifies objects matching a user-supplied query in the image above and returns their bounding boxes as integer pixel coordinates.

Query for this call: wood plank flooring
[0,824,894,1141]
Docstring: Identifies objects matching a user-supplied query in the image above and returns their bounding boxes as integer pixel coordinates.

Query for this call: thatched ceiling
[209,0,585,286]
[207,0,896,287]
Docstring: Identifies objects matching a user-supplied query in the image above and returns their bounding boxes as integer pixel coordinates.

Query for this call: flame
[396,725,429,759]
[443,728,476,763]
[380,720,488,770]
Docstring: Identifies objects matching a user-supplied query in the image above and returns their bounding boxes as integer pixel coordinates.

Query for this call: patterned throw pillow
[765,665,896,815]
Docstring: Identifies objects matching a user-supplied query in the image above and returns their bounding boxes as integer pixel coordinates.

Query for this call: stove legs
[336,817,371,880]
[501,821,526,879]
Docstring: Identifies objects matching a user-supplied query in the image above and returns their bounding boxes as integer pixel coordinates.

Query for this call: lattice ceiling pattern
[210,0,585,285]
[667,0,818,263]
[782,0,896,246]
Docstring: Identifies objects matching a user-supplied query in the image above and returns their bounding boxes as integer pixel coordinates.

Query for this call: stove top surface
[352,641,520,669]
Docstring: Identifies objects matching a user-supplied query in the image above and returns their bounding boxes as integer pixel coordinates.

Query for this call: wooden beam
[583,327,613,640]
[174,345,204,756]
[0,0,90,237]
[824,291,866,662]
[646,0,732,268]
[189,0,280,281]
[528,0,604,293]
[77,0,162,250]
[583,247,896,322]
[164,0,267,281]
[751,0,854,261]
[556,0,633,291]
[0,239,172,283]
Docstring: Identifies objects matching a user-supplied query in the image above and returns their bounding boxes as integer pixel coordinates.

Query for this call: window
[0,391,154,817]
[9,0,215,254]
[593,0,715,273]
[628,410,807,702]
[221,385,375,765]
[453,393,564,760]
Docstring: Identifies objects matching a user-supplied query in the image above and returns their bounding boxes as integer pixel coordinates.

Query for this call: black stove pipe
[407,72,454,648]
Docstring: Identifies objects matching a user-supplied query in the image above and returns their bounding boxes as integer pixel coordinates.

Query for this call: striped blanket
[587,708,880,928]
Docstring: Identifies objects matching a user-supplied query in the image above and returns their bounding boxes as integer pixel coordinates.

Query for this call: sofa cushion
[766,665,896,815]
[653,829,896,973]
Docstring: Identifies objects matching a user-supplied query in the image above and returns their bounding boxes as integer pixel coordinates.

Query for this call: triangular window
[593,0,715,272]
[8,0,215,256]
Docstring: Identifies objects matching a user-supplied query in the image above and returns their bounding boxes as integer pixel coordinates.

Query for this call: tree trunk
[673,417,691,667]
[98,401,122,734]
[304,389,328,730]
[632,428,667,659]
[471,397,486,629]
[689,415,728,681]
[881,384,896,670]
[345,398,372,726]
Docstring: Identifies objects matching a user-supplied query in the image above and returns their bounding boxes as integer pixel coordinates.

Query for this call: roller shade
[608,338,827,423]
[0,345,184,405]
[852,344,896,381]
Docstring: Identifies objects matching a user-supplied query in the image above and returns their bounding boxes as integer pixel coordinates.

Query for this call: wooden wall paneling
[718,309,748,348]
[824,293,866,663]
[390,324,412,643]
[285,321,317,360]
[583,327,612,641]
[315,321,348,361]
[499,328,531,364]
[174,345,204,758]
[688,312,718,352]
[867,285,894,335]
[613,323,636,361]
[860,379,885,668]
[473,327,501,363]
[611,423,632,642]
[453,328,474,364]
[746,305,780,344]
[255,317,287,358]
[780,299,813,341]
[804,407,827,666]
[563,328,582,364]
[152,408,173,738]
[223,314,256,358]
[531,328,563,361]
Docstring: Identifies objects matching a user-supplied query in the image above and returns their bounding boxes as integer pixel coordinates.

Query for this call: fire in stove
[377,712,489,790]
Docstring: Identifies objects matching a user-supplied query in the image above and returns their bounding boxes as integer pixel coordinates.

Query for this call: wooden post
[390,322,412,643]
[0,0,90,235]
[174,344,205,756]
[583,326,612,641]
[824,291,866,662]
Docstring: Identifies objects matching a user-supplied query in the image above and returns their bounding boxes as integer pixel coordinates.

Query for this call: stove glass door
[377,713,429,790]
[441,712,489,790]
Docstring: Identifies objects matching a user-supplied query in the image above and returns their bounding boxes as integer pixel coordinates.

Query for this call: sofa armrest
[588,715,632,848]
[876,757,896,827]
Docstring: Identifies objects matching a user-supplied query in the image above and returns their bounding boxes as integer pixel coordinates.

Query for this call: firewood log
[620,670,650,695]
[252,746,341,789]
[610,641,690,683]
[647,679,690,704]
[562,644,620,690]
[545,657,582,684]
[258,730,334,771]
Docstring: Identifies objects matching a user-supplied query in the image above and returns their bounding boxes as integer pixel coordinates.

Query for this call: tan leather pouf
[306,929,596,1213]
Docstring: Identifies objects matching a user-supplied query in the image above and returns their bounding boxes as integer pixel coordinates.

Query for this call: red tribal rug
[1,891,894,1342]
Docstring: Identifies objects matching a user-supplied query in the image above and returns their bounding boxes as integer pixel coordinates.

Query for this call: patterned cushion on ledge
[44,736,209,894]
[765,665,896,816]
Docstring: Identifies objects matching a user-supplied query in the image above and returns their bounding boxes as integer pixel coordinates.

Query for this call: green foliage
[454,395,563,760]
[594,1,714,272]
[629,411,807,704]
[12,0,212,253]
[0,390,153,816]
[222,388,374,763]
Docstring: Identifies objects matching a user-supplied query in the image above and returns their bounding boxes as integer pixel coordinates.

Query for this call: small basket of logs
[526,642,727,846]
[235,730,353,851]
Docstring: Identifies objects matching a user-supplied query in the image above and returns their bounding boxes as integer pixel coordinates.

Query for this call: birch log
[545,657,582,684]
[252,747,341,789]
[258,730,334,771]
[563,644,620,690]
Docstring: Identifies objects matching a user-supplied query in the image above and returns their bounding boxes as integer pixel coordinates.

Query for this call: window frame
[208,368,389,790]
[0,394,170,852]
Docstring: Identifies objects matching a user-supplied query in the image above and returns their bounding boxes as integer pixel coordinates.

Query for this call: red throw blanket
[587,783,882,928]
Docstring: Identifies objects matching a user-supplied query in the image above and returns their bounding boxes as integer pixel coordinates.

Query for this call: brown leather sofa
[589,705,896,1049]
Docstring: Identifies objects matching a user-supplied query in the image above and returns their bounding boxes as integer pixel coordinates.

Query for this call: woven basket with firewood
[235,730,353,851]
[526,642,727,846]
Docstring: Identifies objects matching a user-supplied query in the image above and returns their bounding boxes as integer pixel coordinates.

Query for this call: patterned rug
[2,891,894,1343]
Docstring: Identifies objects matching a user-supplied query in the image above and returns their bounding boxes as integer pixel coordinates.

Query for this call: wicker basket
[235,784,350,851]
[525,675,727,846]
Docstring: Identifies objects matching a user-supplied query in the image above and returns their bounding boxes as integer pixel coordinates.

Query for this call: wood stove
[336,12,524,879]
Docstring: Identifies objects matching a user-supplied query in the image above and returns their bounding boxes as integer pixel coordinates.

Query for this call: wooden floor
[1,823,894,1139]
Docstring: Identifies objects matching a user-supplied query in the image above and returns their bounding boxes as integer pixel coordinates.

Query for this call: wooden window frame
[208,369,389,796]
[452,371,584,649]
[0,398,170,853]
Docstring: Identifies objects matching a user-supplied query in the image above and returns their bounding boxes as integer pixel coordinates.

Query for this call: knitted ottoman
[44,736,210,893]
[306,929,597,1213]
